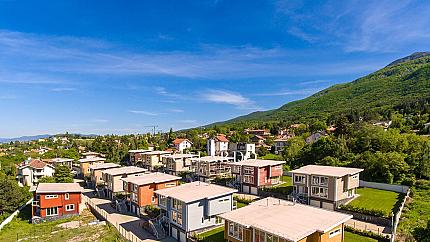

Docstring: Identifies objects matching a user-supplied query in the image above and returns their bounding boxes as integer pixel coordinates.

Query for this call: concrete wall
[206,194,233,216]
[359,180,409,193]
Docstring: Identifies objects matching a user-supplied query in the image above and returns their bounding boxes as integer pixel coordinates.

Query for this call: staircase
[144,215,166,239]
[291,192,308,205]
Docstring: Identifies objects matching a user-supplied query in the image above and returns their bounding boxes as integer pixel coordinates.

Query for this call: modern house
[250,135,266,145]
[172,138,193,153]
[162,154,200,175]
[290,165,363,210]
[191,156,233,182]
[81,151,102,158]
[121,172,181,216]
[16,159,55,186]
[207,134,229,156]
[43,158,74,169]
[229,142,256,161]
[101,166,148,199]
[243,129,271,137]
[89,163,121,188]
[79,156,106,177]
[128,149,151,165]
[31,183,83,223]
[141,151,172,171]
[273,137,290,154]
[155,182,237,242]
[229,159,285,195]
[219,197,352,242]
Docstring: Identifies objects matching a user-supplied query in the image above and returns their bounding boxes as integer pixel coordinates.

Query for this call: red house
[31,183,83,223]
[229,159,285,195]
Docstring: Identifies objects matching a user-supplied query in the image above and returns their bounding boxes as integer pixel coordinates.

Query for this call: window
[159,196,167,207]
[312,175,328,186]
[244,167,254,175]
[329,228,341,238]
[351,174,358,179]
[172,210,182,226]
[46,207,58,216]
[165,182,176,188]
[243,175,254,183]
[228,222,243,241]
[65,204,75,211]
[311,186,328,198]
[172,198,183,211]
[45,194,58,199]
[215,216,223,224]
[294,174,306,184]
[151,196,156,203]
[65,193,69,200]
[218,198,229,203]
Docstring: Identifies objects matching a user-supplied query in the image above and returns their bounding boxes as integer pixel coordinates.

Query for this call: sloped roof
[28,159,48,169]
[172,138,192,145]
[215,135,229,142]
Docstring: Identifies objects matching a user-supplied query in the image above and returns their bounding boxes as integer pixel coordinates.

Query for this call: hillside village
[1,117,429,242]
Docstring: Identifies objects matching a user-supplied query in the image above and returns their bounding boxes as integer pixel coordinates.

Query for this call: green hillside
[214,52,430,125]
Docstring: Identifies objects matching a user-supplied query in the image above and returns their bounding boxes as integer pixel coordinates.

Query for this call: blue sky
[1,0,430,137]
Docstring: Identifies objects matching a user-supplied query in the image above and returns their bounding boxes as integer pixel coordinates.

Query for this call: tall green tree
[54,165,73,183]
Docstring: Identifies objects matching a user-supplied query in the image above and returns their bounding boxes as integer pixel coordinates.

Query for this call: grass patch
[342,187,401,218]
[260,153,283,160]
[260,175,293,195]
[197,226,226,242]
[397,180,430,239]
[0,205,126,242]
[344,231,378,242]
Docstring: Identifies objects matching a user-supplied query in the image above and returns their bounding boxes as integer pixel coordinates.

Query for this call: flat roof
[219,197,352,242]
[121,172,180,186]
[79,157,106,163]
[101,166,147,176]
[191,156,234,162]
[142,151,172,155]
[230,159,285,167]
[155,181,237,203]
[128,149,151,153]
[162,154,199,159]
[290,165,363,177]
[89,163,121,170]
[36,183,83,193]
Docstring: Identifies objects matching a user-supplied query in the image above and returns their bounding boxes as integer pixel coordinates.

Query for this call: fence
[390,189,410,242]
[359,180,409,193]
[0,198,33,230]
[345,220,388,237]
[83,195,144,242]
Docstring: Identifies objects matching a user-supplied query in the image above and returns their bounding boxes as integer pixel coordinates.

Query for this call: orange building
[121,172,181,216]
[31,183,83,223]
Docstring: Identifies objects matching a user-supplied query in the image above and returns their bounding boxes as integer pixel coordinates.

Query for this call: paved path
[345,219,391,238]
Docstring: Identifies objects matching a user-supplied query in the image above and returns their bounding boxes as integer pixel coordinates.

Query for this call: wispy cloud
[168,108,184,113]
[179,119,197,124]
[51,87,77,92]
[90,119,109,123]
[253,88,321,97]
[0,94,16,100]
[203,90,259,110]
[129,110,159,116]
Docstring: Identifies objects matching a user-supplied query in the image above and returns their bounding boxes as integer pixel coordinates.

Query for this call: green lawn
[197,227,377,242]
[344,231,378,242]
[0,205,126,242]
[397,180,430,239]
[346,187,401,217]
[260,153,283,160]
[262,175,293,195]
[197,226,226,242]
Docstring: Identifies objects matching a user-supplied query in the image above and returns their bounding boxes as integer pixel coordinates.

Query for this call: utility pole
[144,125,158,136]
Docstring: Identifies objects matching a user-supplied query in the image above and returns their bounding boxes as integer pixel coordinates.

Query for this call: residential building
[207,134,229,156]
[305,131,326,144]
[128,149,151,164]
[31,183,83,223]
[273,137,290,154]
[191,156,233,182]
[155,182,237,242]
[290,165,363,210]
[81,151,102,158]
[244,129,271,137]
[16,159,55,186]
[43,158,74,169]
[101,166,148,199]
[229,159,285,195]
[141,151,172,171]
[162,154,200,175]
[250,135,266,145]
[229,142,256,161]
[220,197,352,242]
[89,163,121,188]
[121,172,181,216]
[79,156,106,177]
[172,138,193,153]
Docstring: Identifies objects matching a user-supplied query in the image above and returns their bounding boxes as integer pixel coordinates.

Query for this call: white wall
[359,180,409,193]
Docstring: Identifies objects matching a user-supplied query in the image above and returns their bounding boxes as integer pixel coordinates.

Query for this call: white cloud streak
[203,90,259,110]
[128,110,159,116]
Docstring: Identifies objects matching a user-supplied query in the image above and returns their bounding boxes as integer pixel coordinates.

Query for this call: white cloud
[203,90,259,110]
[168,109,184,113]
[179,119,197,124]
[129,110,159,116]
[51,87,77,92]
[0,94,16,100]
[254,88,321,97]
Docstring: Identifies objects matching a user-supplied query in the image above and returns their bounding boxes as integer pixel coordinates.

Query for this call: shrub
[233,196,253,205]
[344,226,389,241]
[339,204,389,218]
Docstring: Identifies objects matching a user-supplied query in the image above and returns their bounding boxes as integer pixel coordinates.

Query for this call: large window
[228,222,243,241]
[45,194,58,199]
[311,186,328,198]
[172,198,183,211]
[255,229,279,242]
[46,207,58,216]
[294,174,306,184]
[243,175,254,184]
[312,176,328,186]
[172,210,183,226]
[159,195,167,207]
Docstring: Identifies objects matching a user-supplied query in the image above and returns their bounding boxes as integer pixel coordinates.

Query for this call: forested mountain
[212,52,430,126]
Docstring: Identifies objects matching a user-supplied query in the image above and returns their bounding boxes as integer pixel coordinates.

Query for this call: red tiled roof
[172,138,191,145]
[28,159,48,169]
[216,134,229,142]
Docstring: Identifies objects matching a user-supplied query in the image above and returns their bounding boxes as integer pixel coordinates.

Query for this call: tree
[38,176,56,183]
[54,165,73,183]
[0,175,30,215]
